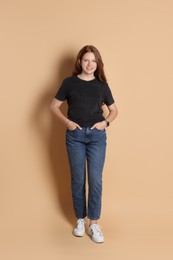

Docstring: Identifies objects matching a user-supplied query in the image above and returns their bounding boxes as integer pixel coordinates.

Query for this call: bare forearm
[106,109,118,124]
[50,98,82,130]
[50,104,68,126]
[91,103,118,130]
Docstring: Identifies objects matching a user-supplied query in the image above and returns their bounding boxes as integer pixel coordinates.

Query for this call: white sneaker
[73,218,86,237]
[88,224,104,243]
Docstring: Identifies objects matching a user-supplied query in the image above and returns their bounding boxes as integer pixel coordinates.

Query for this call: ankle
[89,220,98,226]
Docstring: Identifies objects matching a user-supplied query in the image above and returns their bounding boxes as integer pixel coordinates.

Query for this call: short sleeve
[54,78,69,101]
[103,84,115,106]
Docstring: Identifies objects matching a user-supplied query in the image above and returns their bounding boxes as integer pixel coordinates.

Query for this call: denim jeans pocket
[66,127,77,132]
[94,127,106,132]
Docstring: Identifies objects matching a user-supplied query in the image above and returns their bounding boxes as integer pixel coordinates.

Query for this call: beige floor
[0,205,172,260]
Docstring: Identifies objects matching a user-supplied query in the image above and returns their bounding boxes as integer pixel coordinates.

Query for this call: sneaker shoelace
[91,224,103,237]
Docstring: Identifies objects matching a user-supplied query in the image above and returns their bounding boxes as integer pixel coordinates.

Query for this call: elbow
[116,108,118,116]
[49,103,53,112]
[109,103,118,118]
[115,109,118,119]
[49,99,61,114]
[49,101,55,113]
[114,104,118,116]
[113,107,118,119]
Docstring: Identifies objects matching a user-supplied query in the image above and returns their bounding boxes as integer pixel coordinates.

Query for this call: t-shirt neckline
[76,75,96,82]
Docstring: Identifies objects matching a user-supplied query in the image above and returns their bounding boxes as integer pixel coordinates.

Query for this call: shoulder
[59,76,77,90]
[62,75,77,84]
[95,79,109,90]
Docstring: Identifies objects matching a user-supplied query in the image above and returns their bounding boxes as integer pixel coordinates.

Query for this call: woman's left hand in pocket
[90,121,106,130]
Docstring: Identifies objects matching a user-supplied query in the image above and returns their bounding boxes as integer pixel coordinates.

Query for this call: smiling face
[80,52,97,76]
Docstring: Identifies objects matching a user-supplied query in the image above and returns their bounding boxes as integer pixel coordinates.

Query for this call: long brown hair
[72,45,107,83]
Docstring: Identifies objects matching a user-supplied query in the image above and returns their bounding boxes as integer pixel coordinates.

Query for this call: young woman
[50,45,118,243]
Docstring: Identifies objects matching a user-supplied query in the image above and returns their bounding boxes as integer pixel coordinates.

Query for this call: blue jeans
[66,127,107,220]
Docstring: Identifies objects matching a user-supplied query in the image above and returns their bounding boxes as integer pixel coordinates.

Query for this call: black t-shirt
[54,75,115,127]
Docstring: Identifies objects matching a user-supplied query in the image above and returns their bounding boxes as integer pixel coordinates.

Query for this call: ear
[78,58,81,66]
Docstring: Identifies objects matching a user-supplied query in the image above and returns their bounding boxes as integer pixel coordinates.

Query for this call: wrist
[66,120,70,126]
[104,119,110,127]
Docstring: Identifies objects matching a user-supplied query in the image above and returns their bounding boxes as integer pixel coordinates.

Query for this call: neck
[78,73,95,81]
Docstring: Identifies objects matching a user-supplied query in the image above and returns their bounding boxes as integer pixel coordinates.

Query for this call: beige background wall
[0,0,173,259]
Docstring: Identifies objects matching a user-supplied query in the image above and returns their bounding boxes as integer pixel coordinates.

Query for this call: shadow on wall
[33,53,76,227]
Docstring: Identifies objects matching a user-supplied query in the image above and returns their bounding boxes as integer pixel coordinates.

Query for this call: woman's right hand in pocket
[66,120,82,131]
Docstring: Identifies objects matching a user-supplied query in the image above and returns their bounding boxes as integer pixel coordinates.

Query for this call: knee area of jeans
[88,179,102,187]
